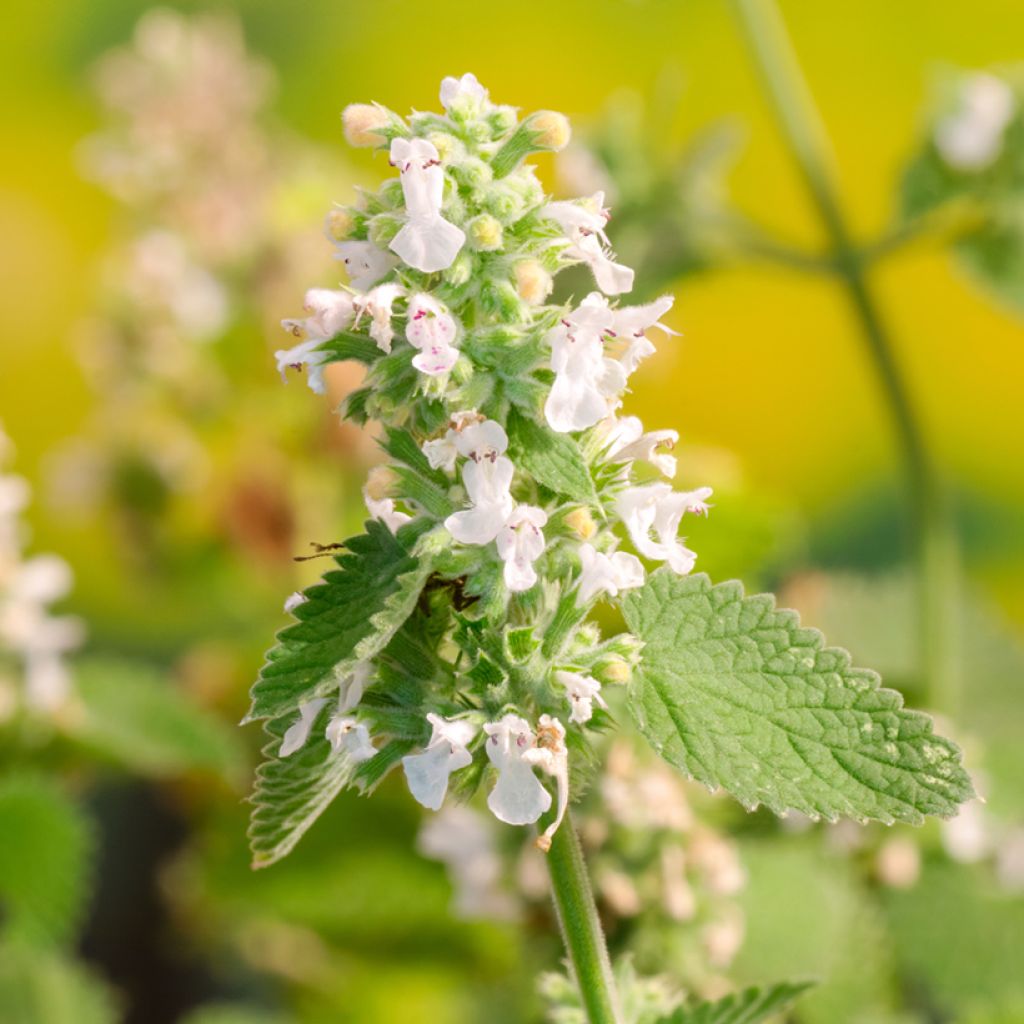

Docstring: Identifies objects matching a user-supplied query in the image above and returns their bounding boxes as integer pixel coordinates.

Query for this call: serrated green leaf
[507,407,601,507]
[664,981,814,1024]
[316,330,382,365]
[246,520,434,722]
[381,426,448,488]
[0,777,94,948]
[621,571,973,824]
[0,944,119,1024]
[73,658,243,780]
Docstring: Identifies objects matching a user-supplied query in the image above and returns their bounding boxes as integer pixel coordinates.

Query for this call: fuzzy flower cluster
[273,74,713,852]
[0,426,83,718]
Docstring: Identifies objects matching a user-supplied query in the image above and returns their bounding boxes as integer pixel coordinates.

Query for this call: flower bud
[467,214,503,252]
[595,658,631,686]
[515,260,553,305]
[378,178,405,209]
[324,207,357,242]
[486,105,518,137]
[491,110,572,177]
[443,250,473,287]
[364,465,397,501]
[529,110,571,151]
[342,104,391,147]
[564,506,596,540]
[479,278,523,321]
[426,132,465,164]
[368,212,403,247]
[449,156,493,190]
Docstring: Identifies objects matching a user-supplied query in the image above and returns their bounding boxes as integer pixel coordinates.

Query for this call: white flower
[389,137,466,272]
[440,72,488,115]
[276,288,356,394]
[283,591,306,614]
[601,415,679,478]
[444,420,515,545]
[325,715,376,762]
[338,661,373,713]
[556,670,606,725]
[406,293,459,376]
[280,698,329,757]
[496,505,548,592]
[332,240,398,290]
[544,292,626,433]
[616,483,712,575]
[936,73,1016,171]
[354,283,405,354]
[545,192,634,295]
[422,410,486,473]
[484,714,552,826]
[402,713,476,810]
[523,715,569,852]
[365,491,412,534]
[575,542,645,606]
[609,295,678,375]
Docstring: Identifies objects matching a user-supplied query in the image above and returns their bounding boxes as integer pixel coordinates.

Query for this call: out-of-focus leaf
[74,658,243,780]
[0,943,118,1024]
[0,776,94,947]
[622,571,973,824]
[180,1005,293,1024]
[665,980,814,1024]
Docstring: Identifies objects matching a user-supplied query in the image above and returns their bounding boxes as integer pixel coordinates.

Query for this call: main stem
[546,810,621,1024]
[731,0,958,714]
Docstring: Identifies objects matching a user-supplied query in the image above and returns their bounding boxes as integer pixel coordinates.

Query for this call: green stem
[545,810,621,1024]
[731,0,959,714]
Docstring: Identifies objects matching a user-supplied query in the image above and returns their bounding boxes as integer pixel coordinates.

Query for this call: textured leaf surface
[0,777,94,947]
[246,520,434,722]
[507,407,600,507]
[622,572,973,824]
[666,981,813,1024]
[0,945,119,1024]
[74,659,243,780]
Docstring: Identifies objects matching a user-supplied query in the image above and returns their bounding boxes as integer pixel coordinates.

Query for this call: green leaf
[955,210,1024,313]
[621,571,973,824]
[316,330,381,365]
[180,1005,292,1024]
[246,520,436,722]
[665,981,814,1024]
[73,658,243,780]
[0,944,119,1024]
[0,777,94,948]
[506,407,601,508]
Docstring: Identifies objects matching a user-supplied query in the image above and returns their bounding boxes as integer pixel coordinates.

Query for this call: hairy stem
[731,0,959,714]
[545,809,621,1024]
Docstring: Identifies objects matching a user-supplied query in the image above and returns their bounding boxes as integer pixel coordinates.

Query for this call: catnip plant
[246,72,974,1023]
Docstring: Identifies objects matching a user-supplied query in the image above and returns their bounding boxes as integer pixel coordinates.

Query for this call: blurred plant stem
[546,809,622,1024]
[731,0,959,716]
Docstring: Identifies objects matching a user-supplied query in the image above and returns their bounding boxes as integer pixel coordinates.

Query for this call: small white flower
[389,137,466,272]
[422,411,487,473]
[365,492,412,534]
[616,483,712,575]
[338,661,373,713]
[440,72,488,114]
[332,240,398,290]
[406,293,459,376]
[601,415,679,478]
[609,295,678,375]
[523,715,569,852]
[496,505,548,592]
[444,420,515,545]
[402,713,476,810]
[276,288,356,393]
[555,670,607,725]
[544,292,626,433]
[545,192,634,295]
[354,283,405,354]
[280,698,329,757]
[936,73,1016,171]
[325,715,376,762]
[575,542,645,606]
[484,714,552,826]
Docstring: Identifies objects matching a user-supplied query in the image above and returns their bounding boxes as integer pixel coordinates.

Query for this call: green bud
[378,178,405,209]
[467,214,504,252]
[479,278,524,321]
[479,183,527,225]
[449,156,493,190]
[487,105,518,137]
[443,250,474,287]
[367,212,403,246]
[491,110,572,178]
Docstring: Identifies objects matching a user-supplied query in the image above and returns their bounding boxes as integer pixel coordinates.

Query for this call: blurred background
[0,1,1022,1022]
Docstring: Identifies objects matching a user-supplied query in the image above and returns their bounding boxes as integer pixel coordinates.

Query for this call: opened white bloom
[389,137,466,272]
[422,411,485,473]
[609,295,678,375]
[325,715,376,762]
[365,491,412,534]
[522,715,569,852]
[444,420,515,545]
[544,293,626,433]
[402,713,476,810]
[484,714,552,826]
[576,542,645,606]
[556,670,607,725]
[280,698,329,757]
[936,73,1016,171]
[406,293,459,376]
[440,72,488,115]
[354,283,404,354]
[616,483,712,575]
[496,505,548,592]
[602,415,679,478]
[277,288,356,393]
[333,240,398,290]
[545,191,633,295]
